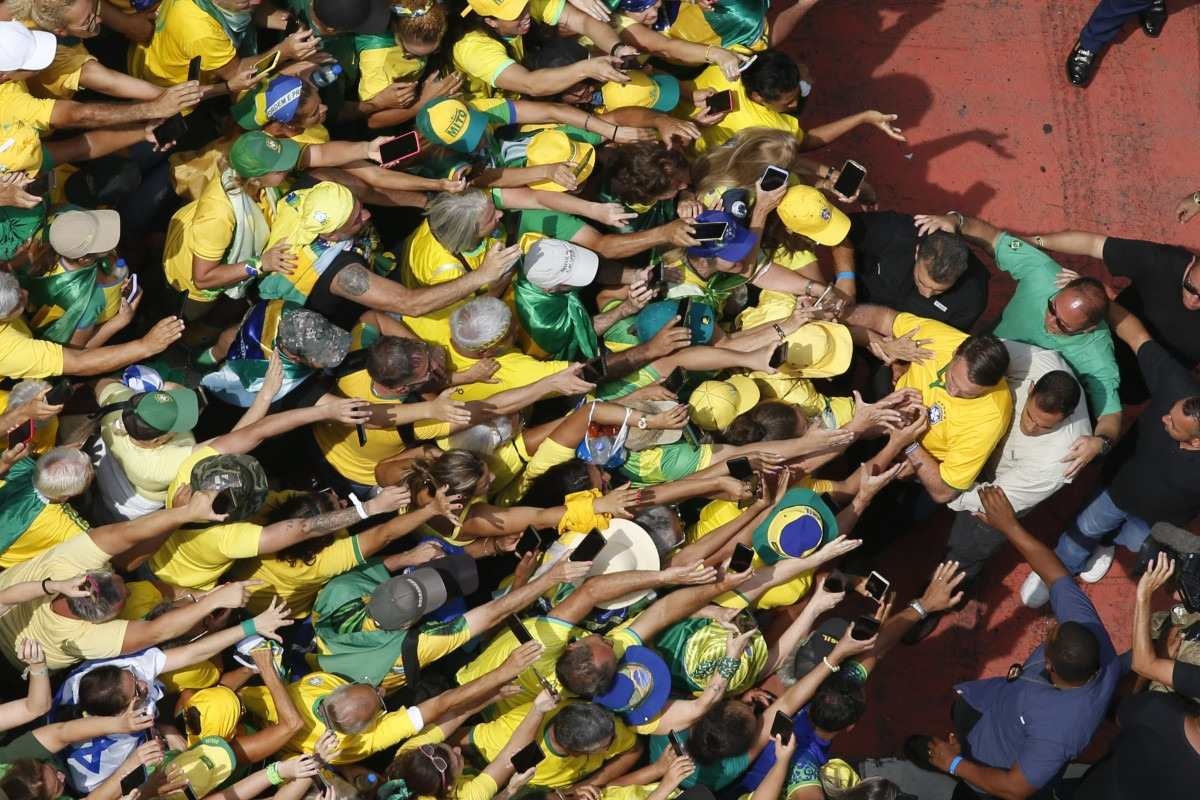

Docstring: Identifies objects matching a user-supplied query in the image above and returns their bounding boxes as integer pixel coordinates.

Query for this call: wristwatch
[1095,434,1113,455]
[637,415,648,430]
[946,211,966,232]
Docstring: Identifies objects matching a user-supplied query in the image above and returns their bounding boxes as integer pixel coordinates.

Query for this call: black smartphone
[727,456,753,481]
[356,423,368,446]
[769,343,787,369]
[851,615,880,641]
[667,730,685,756]
[511,741,545,773]
[771,710,794,746]
[662,367,685,394]
[649,262,667,298]
[182,784,199,800]
[211,488,235,516]
[284,15,302,34]
[706,89,733,114]
[516,526,543,557]
[45,380,72,406]
[580,353,606,384]
[728,542,754,574]
[758,165,789,192]
[864,571,890,604]
[833,159,866,198]
[7,419,34,450]
[618,53,639,72]
[682,422,701,447]
[678,296,693,327]
[119,767,145,796]
[505,614,533,644]
[26,172,50,197]
[823,573,845,594]
[152,114,187,146]
[187,55,202,83]
[570,529,606,562]
[691,222,729,243]
[378,132,422,167]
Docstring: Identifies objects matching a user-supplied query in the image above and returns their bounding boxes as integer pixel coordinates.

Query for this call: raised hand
[917,560,967,614]
[252,597,295,642]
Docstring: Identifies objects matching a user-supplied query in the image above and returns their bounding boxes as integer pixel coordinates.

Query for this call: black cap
[311,0,390,34]
[789,616,850,677]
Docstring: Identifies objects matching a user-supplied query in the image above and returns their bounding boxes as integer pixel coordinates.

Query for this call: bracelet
[21,666,48,679]
[908,599,928,620]
[609,42,621,56]
[244,257,261,278]
[349,494,369,520]
[241,618,257,638]
[821,656,840,673]
[947,755,963,776]
[41,578,52,595]
[582,115,591,133]
[803,277,814,297]
[265,762,285,786]
[704,45,714,63]
[903,442,920,456]
[716,656,739,680]
[946,210,965,232]
[772,323,787,341]
[835,271,855,281]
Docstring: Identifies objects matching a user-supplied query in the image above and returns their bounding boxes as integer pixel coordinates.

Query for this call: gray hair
[8,380,51,422]
[33,446,94,500]
[66,570,126,622]
[322,685,377,734]
[425,189,491,253]
[450,296,512,353]
[633,505,682,557]
[0,272,21,318]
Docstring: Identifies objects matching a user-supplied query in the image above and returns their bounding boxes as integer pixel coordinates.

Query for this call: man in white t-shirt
[908,342,1091,641]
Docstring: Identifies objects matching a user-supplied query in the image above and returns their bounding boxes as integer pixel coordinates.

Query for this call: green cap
[133,388,200,433]
[229,131,301,179]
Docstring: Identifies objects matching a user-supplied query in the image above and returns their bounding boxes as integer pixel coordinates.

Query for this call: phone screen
[727,456,753,481]
[662,367,685,394]
[123,273,139,301]
[728,543,754,574]
[682,423,701,447]
[152,115,187,146]
[7,420,34,450]
[618,54,639,71]
[706,90,733,114]
[758,165,789,192]
[570,530,606,562]
[505,615,533,644]
[771,711,794,745]
[516,527,543,557]
[211,489,235,516]
[851,615,880,641]
[187,55,202,83]
[379,132,421,166]
[833,160,867,198]
[25,173,50,197]
[45,380,72,406]
[511,741,545,773]
[284,15,302,34]
[691,222,729,242]
[865,571,890,603]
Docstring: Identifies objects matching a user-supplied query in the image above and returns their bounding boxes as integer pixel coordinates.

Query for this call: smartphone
[211,488,235,516]
[667,730,686,757]
[356,423,368,446]
[505,615,533,644]
[7,420,34,450]
[678,297,693,327]
[570,529,606,562]
[769,343,787,369]
[45,380,72,407]
[251,50,281,78]
[284,15,302,34]
[516,527,544,557]
[511,741,545,774]
[771,710,794,746]
[618,53,640,72]
[728,542,754,574]
[682,422,701,447]
[25,172,50,197]
[650,262,667,298]
[864,571,890,604]
[182,784,199,800]
[187,55,202,83]
[850,614,880,641]
[691,221,729,243]
[662,367,685,394]
[119,767,145,797]
[812,283,835,310]
[152,114,188,147]
[833,159,867,198]
[758,165,789,192]
[823,573,845,594]
[580,353,607,384]
[706,89,733,114]
[726,456,753,481]
[378,131,421,168]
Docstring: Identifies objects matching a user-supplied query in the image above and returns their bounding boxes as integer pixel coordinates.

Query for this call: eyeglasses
[419,745,449,791]
[1046,295,1084,335]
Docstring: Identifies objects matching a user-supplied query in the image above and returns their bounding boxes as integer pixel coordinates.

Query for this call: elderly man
[915,213,1122,481]
[0,448,99,568]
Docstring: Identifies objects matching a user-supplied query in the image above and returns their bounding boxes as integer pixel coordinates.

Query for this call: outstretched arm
[975,486,1068,585]
[1030,230,1107,260]
[1130,554,1178,688]
[1106,301,1153,354]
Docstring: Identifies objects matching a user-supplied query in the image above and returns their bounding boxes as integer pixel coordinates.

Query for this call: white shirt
[949,342,1092,515]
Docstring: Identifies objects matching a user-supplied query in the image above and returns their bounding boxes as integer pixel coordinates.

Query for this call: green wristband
[266,762,284,786]
[241,618,257,638]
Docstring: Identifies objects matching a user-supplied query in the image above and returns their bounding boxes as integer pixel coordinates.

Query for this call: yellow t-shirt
[98,384,198,503]
[469,702,639,789]
[0,502,88,568]
[0,532,127,670]
[119,581,221,691]
[148,521,264,591]
[0,80,56,130]
[240,671,419,763]
[233,534,364,617]
[25,42,95,100]
[132,0,237,87]
[892,312,1013,490]
[401,220,501,290]
[0,317,65,379]
[691,65,803,154]
[165,445,219,509]
[312,369,408,487]
[358,45,426,102]
[450,0,564,99]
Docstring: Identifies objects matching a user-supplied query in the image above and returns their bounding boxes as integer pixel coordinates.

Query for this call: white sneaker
[1020,572,1050,608]
[1079,545,1116,584]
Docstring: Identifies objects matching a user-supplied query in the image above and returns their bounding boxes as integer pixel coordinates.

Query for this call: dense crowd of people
[0,0,1197,799]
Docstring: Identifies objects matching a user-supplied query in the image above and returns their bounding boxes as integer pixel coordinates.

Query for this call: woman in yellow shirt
[615,0,745,78]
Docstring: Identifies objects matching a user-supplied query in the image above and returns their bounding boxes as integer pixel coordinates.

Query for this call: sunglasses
[419,744,449,791]
[1046,295,1085,335]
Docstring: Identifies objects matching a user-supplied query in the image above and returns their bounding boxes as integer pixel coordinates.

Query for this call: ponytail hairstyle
[392,0,448,53]
[722,401,807,445]
[409,449,487,500]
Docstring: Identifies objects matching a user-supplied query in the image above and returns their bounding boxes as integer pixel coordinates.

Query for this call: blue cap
[719,188,751,222]
[686,210,757,263]
[634,299,715,345]
[592,646,672,725]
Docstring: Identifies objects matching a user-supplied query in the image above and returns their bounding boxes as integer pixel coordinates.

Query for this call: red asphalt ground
[768,0,1200,760]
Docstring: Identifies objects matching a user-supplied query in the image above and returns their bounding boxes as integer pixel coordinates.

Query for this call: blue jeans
[1079,0,1156,51]
[1053,489,1150,574]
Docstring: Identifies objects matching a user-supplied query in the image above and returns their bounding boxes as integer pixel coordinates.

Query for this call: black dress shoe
[1066,42,1097,86]
[1141,0,1166,37]
[902,609,944,645]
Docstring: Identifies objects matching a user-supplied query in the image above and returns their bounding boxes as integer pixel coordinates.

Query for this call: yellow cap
[600,71,680,113]
[0,123,43,178]
[525,129,595,192]
[688,380,742,431]
[777,185,850,245]
[691,498,742,541]
[463,0,530,20]
[726,374,761,418]
[165,739,236,800]
[181,686,242,746]
[780,321,853,378]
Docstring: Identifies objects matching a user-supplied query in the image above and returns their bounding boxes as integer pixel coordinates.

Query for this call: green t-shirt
[991,232,1120,418]
[0,730,60,768]
[517,209,586,243]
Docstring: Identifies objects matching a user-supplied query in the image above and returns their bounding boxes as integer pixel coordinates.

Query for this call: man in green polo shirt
[914,212,1122,481]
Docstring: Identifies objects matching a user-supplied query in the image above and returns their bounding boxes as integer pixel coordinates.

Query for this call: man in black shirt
[832,211,990,332]
[1023,303,1200,606]
[1032,229,1200,401]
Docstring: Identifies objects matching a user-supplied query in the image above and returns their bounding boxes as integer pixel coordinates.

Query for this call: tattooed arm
[254,492,402,554]
[328,257,513,318]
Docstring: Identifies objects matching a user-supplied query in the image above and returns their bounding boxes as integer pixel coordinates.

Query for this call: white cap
[49,209,121,259]
[0,22,57,73]
[523,239,599,291]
